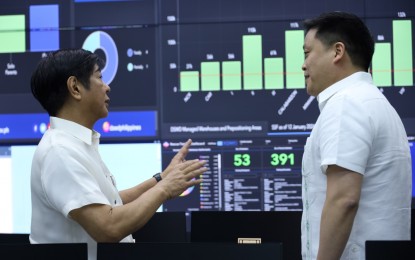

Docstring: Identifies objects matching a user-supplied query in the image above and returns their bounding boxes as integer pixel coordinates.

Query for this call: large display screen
[162,137,305,212]
[0,0,414,219]
[0,0,159,142]
[0,142,162,233]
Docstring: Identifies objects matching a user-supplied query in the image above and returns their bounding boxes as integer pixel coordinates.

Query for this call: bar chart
[160,0,415,139]
[0,4,60,54]
[178,29,305,93]
[0,2,73,106]
[160,19,321,138]
[176,18,414,93]
[168,15,414,95]
[371,19,413,87]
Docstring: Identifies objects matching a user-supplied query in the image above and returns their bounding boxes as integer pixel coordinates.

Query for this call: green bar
[0,15,26,53]
[264,57,284,89]
[180,71,199,92]
[285,30,304,89]
[222,61,242,91]
[372,43,392,87]
[243,35,263,90]
[201,62,220,91]
[393,20,413,86]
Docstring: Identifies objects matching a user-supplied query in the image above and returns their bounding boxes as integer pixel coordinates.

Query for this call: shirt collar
[316,71,373,111]
[49,117,101,146]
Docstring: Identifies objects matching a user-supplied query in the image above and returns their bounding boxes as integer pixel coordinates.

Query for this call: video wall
[0,0,414,226]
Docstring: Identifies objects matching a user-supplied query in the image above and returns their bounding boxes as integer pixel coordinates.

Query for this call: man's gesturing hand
[162,139,192,179]
[158,159,207,199]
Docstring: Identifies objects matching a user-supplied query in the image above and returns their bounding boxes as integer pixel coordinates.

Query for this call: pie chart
[82,31,118,85]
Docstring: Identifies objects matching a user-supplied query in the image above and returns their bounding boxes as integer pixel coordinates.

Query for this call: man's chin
[305,87,313,96]
[306,86,318,97]
[100,110,109,119]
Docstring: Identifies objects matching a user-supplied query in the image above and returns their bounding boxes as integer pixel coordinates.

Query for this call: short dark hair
[30,49,104,116]
[303,12,374,71]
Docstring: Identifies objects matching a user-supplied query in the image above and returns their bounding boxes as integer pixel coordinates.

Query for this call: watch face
[153,172,162,182]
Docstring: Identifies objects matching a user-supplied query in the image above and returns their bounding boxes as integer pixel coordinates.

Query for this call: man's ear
[67,76,82,101]
[333,42,346,61]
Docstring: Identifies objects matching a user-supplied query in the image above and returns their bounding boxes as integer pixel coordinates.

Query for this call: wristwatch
[153,172,162,182]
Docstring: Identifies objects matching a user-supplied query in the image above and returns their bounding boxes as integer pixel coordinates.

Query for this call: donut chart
[82,31,118,85]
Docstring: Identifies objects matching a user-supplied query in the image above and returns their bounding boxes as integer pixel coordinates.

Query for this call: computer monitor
[365,240,415,260]
[98,242,283,260]
[190,211,302,260]
[0,243,87,260]
[0,234,29,244]
[132,212,187,242]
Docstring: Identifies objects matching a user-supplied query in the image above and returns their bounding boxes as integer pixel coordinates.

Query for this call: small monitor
[366,240,415,260]
[0,233,29,244]
[0,243,87,260]
[132,212,187,242]
[98,242,282,260]
[190,211,302,260]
